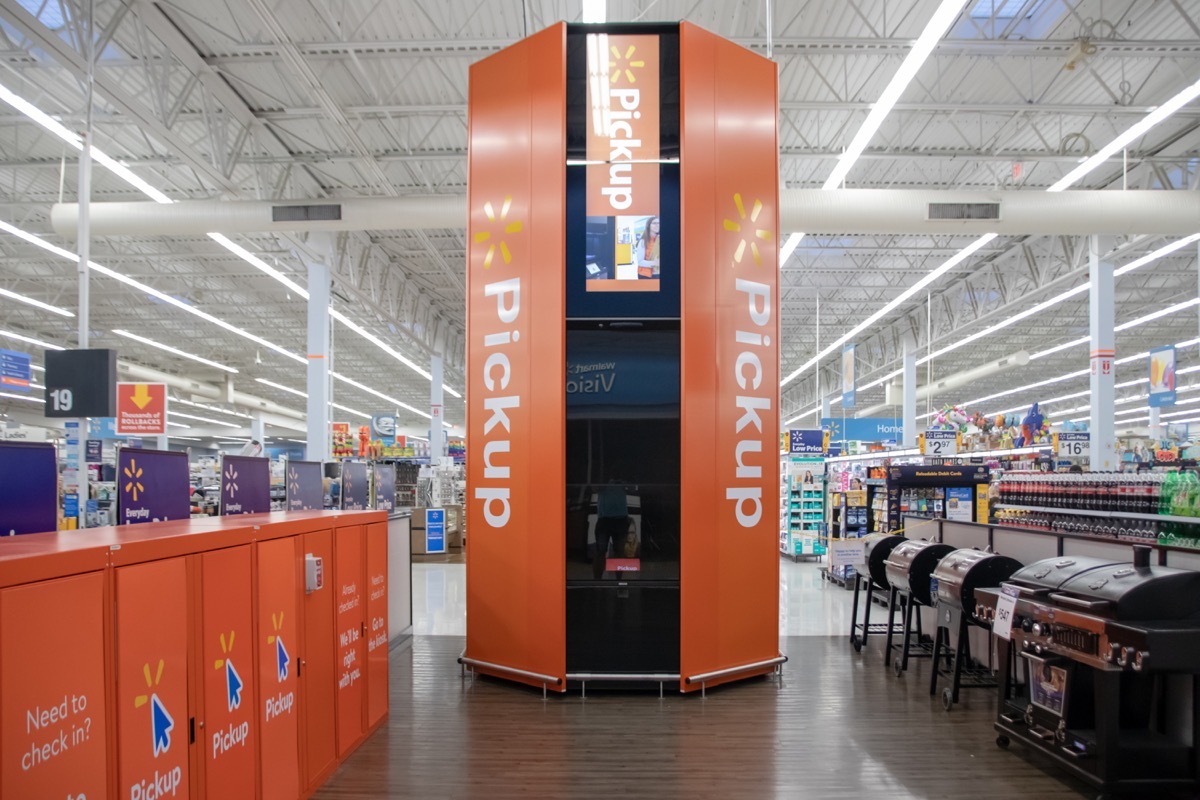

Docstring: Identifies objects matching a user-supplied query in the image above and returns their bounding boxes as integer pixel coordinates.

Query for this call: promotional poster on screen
[219,454,271,515]
[341,461,370,510]
[286,460,324,511]
[0,441,57,534]
[116,448,190,524]
[584,33,662,293]
[373,463,396,512]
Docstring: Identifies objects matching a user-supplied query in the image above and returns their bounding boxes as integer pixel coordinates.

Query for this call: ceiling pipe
[117,361,305,421]
[853,350,1030,418]
[49,190,1200,237]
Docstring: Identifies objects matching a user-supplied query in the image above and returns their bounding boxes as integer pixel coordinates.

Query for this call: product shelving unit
[780,454,826,561]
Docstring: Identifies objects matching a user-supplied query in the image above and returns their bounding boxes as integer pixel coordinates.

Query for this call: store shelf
[995,504,1200,526]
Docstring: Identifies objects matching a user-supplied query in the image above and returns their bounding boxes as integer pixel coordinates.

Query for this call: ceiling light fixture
[112,329,239,374]
[255,378,308,399]
[0,287,74,317]
[168,411,242,429]
[0,390,41,403]
[0,328,64,351]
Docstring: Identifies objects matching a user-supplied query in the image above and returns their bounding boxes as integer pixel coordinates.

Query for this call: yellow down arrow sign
[130,383,153,410]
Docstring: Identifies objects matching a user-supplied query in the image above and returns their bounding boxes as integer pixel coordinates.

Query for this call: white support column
[902,335,917,448]
[820,395,831,422]
[306,247,331,463]
[1089,235,1117,469]
[156,435,168,451]
[73,2,95,528]
[1148,406,1161,436]
[430,355,444,460]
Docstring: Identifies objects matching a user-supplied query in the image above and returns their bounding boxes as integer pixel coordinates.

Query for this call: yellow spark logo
[123,458,145,502]
[213,630,236,670]
[473,195,523,269]
[723,193,773,267]
[134,659,165,708]
[268,612,284,644]
[609,43,645,84]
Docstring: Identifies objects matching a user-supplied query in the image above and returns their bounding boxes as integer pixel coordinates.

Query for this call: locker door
[334,525,365,756]
[301,530,336,788]
[257,537,301,800]
[365,521,389,729]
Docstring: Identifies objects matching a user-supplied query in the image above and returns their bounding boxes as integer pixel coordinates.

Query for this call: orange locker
[364,522,389,729]
[115,558,190,800]
[256,537,301,800]
[334,525,365,756]
[301,529,336,789]
[0,572,109,800]
[198,546,256,797]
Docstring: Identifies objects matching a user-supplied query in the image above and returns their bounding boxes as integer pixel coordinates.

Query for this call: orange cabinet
[198,546,256,797]
[365,521,389,729]
[115,558,190,800]
[334,525,365,757]
[301,529,337,789]
[256,536,301,800]
[0,572,109,800]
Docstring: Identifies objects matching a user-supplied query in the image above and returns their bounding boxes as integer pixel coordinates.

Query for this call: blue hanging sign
[425,509,445,554]
[0,349,31,390]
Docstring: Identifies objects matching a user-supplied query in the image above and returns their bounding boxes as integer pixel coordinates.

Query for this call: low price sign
[1055,432,1089,458]
[116,383,167,436]
[923,429,958,456]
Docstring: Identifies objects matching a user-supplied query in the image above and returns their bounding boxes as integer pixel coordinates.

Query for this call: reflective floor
[414,557,856,638]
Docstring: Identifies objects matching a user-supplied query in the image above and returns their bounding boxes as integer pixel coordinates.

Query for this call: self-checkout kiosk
[463,21,781,693]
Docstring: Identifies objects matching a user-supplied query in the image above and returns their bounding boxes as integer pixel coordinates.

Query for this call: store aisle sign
[923,429,958,456]
[0,441,57,535]
[0,425,46,442]
[425,509,445,554]
[117,448,190,524]
[821,417,903,443]
[0,348,31,390]
[116,382,167,436]
[1149,345,1176,408]
[1055,432,1090,458]
[43,349,117,418]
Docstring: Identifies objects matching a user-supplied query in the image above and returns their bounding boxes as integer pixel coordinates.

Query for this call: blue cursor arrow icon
[226,659,244,711]
[276,637,290,682]
[150,694,173,756]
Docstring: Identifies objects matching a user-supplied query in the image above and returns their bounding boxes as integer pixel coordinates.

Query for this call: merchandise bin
[0,509,387,800]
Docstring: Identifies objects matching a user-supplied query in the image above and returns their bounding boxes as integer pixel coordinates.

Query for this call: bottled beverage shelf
[995,503,1200,526]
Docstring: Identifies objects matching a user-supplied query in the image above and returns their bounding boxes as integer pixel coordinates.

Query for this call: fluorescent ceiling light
[784,405,822,426]
[171,397,253,420]
[0,328,64,350]
[0,390,41,403]
[1114,233,1200,277]
[0,287,73,317]
[581,0,606,23]
[1048,76,1200,191]
[170,435,203,441]
[113,329,238,374]
[166,420,191,429]
[256,378,308,399]
[823,0,969,190]
[782,232,996,386]
[779,232,805,265]
[331,402,371,421]
[0,83,461,401]
[169,411,242,429]
[331,371,428,419]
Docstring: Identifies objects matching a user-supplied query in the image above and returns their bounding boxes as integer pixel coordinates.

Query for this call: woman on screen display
[636,216,660,278]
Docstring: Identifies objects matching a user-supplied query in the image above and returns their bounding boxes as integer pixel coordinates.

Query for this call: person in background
[635,216,660,278]
[1068,464,1084,474]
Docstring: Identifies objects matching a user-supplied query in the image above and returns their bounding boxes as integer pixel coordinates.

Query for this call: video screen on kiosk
[584,214,662,291]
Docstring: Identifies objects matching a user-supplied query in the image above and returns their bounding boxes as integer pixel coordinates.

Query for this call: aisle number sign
[923,429,958,456]
[116,383,167,436]
[1055,432,1090,458]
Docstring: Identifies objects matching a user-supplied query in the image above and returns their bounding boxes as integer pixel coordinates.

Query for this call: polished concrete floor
[316,560,1094,799]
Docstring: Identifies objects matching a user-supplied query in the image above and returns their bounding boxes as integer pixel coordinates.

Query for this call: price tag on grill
[993,584,1020,640]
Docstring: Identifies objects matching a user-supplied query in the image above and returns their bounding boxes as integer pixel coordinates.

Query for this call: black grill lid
[1056,564,1200,620]
[1008,556,1124,592]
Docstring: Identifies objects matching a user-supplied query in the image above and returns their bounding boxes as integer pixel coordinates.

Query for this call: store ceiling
[0,0,1197,443]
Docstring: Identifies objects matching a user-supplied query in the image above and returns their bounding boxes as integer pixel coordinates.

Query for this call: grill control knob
[1021,618,1033,633]
[1107,642,1121,663]
[1133,651,1148,672]
[1031,623,1043,637]
[1117,647,1136,667]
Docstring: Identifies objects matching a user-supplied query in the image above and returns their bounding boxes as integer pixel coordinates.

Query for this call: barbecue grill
[928,548,1023,709]
[848,533,907,653]
[883,540,954,676]
[975,546,1200,797]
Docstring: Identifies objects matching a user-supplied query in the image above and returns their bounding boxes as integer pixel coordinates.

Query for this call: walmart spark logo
[213,630,244,712]
[473,195,523,269]
[287,466,300,498]
[723,193,773,267]
[134,659,174,757]
[608,42,645,84]
[123,458,146,502]
[268,612,290,682]
[223,464,239,498]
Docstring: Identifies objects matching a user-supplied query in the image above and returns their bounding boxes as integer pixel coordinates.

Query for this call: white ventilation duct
[853,350,1030,418]
[118,361,305,421]
[49,190,1200,237]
